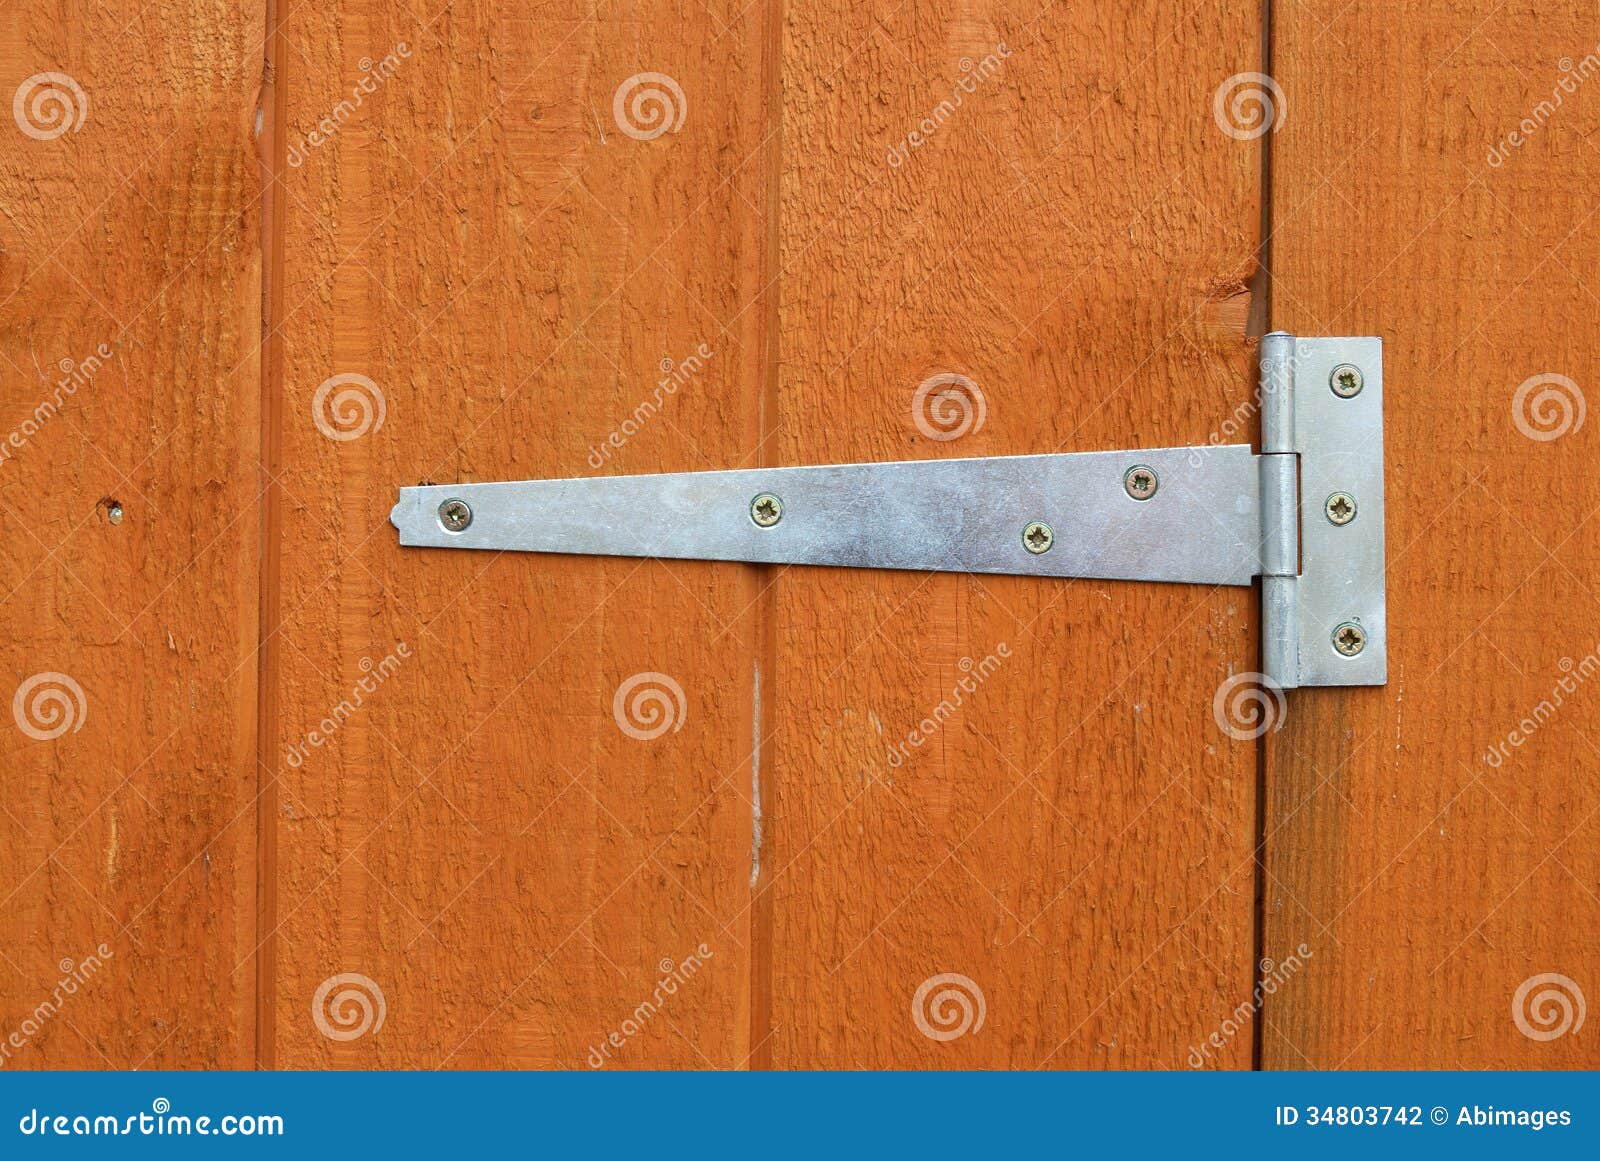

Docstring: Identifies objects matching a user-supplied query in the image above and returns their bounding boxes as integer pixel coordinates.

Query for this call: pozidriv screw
[1124,465,1158,501]
[750,493,783,528]
[1330,364,1364,398]
[1022,521,1054,554]
[1324,492,1357,526]
[1332,622,1367,657]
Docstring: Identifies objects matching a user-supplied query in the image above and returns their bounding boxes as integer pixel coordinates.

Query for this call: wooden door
[0,0,1593,1070]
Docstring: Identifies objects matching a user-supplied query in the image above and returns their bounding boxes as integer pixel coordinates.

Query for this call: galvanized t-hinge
[392,333,1385,689]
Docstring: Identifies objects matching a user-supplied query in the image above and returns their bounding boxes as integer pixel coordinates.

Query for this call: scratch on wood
[105,805,119,884]
[750,660,762,889]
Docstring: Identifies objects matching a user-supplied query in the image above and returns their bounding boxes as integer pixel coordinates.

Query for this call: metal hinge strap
[391,333,1386,689]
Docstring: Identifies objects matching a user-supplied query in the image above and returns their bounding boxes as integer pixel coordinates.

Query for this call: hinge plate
[390,334,1386,688]
[1260,334,1387,688]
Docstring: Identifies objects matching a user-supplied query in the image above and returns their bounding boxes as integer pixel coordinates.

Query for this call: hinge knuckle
[1259,452,1298,579]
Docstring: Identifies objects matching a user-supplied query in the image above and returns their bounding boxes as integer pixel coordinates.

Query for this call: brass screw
[1022,521,1054,554]
[1124,465,1158,501]
[1330,364,1364,398]
[1332,622,1367,657]
[438,499,473,532]
[1324,492,1357,525]
[750,493,783,528]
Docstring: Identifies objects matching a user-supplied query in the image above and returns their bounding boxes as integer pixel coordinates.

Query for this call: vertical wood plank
[765,0,1265,1067]
[1267,0,1600,1067]
[0,2,264,1067]
[269,1,767,1067]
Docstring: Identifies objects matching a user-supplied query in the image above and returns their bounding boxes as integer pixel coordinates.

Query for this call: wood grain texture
[763,0,1265,1067]
[267,2,768,1067]
[1264,0,1600,1068]
[27,0,1597,1073]
[0,2,263,1067]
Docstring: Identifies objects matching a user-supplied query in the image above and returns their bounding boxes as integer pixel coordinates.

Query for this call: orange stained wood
[1263,0,1600,1069]
[763,1,1261,1068]
[0,2,264,1066]
[0,0,1594,1071]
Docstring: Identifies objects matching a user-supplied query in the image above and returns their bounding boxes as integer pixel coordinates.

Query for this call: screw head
[1022,521,1054,554]
[1330,363,1364,398]
[1332,622,1367,657]
[750,493,783,528]
[1324,491,1357,525]
[106,502,124,526]
[438,498,473,532]
[1124,465,1159,501]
